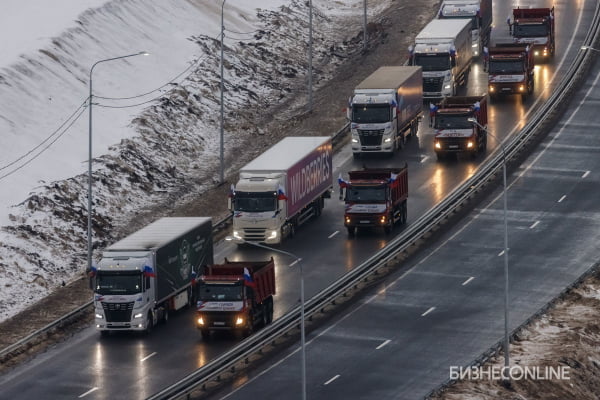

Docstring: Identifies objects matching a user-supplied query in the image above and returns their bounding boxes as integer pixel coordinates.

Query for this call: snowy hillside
[0,0,391,321]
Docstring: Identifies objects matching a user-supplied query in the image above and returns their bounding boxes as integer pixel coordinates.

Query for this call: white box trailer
[409,18,473,99]
[229,136,333,244]
[438,0,493,57]
[348,66,423,157]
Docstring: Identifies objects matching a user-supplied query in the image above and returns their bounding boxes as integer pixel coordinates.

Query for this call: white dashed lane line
[79,387,99,398]
[462,277,474,286]
[324,375,340,385]
[376,339,391,350]
[328,231,339,239]
[421,307,435,317]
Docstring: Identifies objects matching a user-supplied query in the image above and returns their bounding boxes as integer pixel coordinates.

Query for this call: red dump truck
[432,95,487,160]
[196,258,275,339]
[487,43,534,100]
[339,165,408,236]
[511,7,555,59]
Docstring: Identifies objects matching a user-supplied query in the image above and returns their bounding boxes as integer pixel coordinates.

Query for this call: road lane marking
[529,221,540,229]
[558,195,567,203]
[376,339,391,350]
[420,155,429,163]
[79,388,99,398]
[141,352,157,362]
[324,375,340,385]
[328,231,339,239]
[462,277,474,286]
[498,250,506,256]
[289,259,302,267]
[421,307,435,317]
[582,170,590,178]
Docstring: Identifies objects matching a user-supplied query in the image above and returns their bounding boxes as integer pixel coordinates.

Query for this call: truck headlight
[380,216,386,224]
[95,313,103,319]
[351,138,359,143]
[235,316,245,326]
[444,84,452,90]
[384,137,392,143]
[534,50,539,56]
[233,230,242,239]
[518,85,525,92]
[197,316,204,325]
[489,86,496,93]
[435,141,441,149]
[268,230,278,239]
[134,313,143,319]
[345,216,351,224]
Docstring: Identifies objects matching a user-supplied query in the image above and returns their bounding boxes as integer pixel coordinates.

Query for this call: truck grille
[102,302,134,322]
[437,137,469,151]
[358,129,384,146]
[243,228,267,241]
[201,311,238,329]
[423,77,443,93]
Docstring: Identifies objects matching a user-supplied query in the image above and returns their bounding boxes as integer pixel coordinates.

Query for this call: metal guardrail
[148,8,600,399]
[0,120,352,365]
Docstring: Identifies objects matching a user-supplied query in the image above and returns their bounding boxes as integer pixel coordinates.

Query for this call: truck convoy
[432,95,488,160]
[196,258,275,339]
[510,7,555,59]
[487,43,535,100]
[408,18,473,99]
[92,217,214,335]
[348,66,423,157]
[229,136,332,245]
[339,165,408,236]
[437,0,493,57]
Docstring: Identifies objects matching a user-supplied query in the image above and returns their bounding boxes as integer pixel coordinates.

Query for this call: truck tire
[161,307,169,324]
[347,226,355,237]
[266,298,274,324]
[436,152,446,161]
[353,153,360,159]
[401,202,408,225]
[145,313,153,335]
[100,330,110,338]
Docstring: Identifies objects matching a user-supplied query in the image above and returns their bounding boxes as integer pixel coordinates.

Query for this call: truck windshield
[95,271,142,295]
[434,114,472,129]
[198,283,243,301]
[352,104,391,123]
[514,24,548,37]
[346,186,387,202]
[488,60,524,74]
[414,54,451,71]
[234,192,277,212]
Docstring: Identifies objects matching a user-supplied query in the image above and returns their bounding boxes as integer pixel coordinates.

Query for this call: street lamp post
[308,0,313,112]
[363,0,367,51]
[220,0,226,184]
[87,51,148,272]
[581,45,600,53]
[225,237,306,400]
[468,117,510,380]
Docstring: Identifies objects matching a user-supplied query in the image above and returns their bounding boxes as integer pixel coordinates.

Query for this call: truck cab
[438,0,493,57]
[432,95,488,160]
[510,7,555,59]
[487,44,535,100]
[93,252,159,334]
[349,91,401,154]
[230,173,288,244]
[340,166,408,236]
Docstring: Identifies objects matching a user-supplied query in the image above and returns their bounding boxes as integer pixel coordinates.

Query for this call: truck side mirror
[346,106,351,121]
[227,197,233,211]
[451,56,456,67]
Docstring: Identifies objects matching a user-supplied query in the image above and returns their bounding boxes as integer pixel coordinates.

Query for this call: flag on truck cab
[143,265,156,277]
[338,173,348,188]
[88,266,97,277]
[243,267,256,288]
[473,102,481,112]
[389,173,398,183]
[228,184,236,198]
[277,184,288,200]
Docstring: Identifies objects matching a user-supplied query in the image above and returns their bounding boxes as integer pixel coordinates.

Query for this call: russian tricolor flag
[143,265,156,277]
[243,267,256,288]
[338,173,348,188]
[277,185,288,200]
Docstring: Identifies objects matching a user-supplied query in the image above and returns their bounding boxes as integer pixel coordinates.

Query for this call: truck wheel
[347,226,355,237]
[200,329,210,340]
[100,330,110,338]
[401,203,408,225]
[353,153,360,159]
[266,299,274,324]
[436,152,445,161]
[384,223,392,234]
[145,313,153,335]
[161,307,169,324]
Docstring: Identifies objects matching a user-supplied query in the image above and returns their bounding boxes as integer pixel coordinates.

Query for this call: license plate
[213,321,225,326]
[449,145,459,149]
[360,220,370,224]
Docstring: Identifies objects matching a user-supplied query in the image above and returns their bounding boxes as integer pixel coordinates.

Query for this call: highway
[0,0,596,399]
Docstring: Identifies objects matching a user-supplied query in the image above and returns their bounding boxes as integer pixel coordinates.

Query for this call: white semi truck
[229,136,332,245]
[347,66,423,157]
[92,217,213,336]
[437,0,493,57]
[408,18,473,99]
